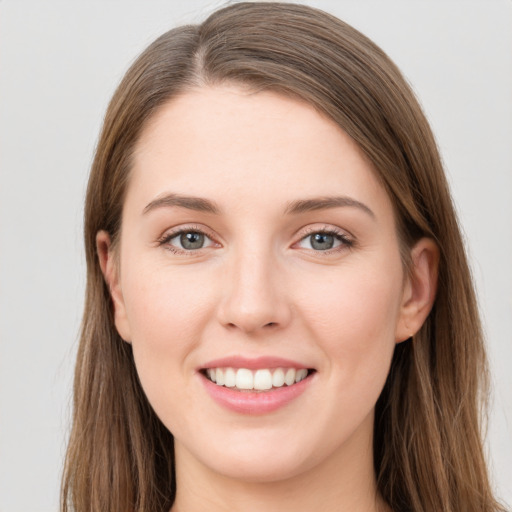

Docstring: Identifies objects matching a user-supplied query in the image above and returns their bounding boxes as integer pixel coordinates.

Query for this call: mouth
[201,367,315,392]
[198,357,316,414]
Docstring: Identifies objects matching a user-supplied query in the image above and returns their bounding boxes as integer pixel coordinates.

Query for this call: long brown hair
[61,3,506,511]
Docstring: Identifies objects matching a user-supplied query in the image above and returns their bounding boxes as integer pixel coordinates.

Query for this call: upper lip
[199,356,311,370]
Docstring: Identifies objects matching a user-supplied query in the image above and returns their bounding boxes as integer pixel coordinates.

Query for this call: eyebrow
[143,193,221,215]
[143,193,375,219]
[285,196,375,218]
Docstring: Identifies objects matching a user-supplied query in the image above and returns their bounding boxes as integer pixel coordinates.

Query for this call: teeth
[254,369,272,390]
[285,368,296,386]
[205,367,310,391]
[224,367,236,388]
[295,368,308,382]
[236,368,253,390]
[272,368,285,387]
[216,368,225,386]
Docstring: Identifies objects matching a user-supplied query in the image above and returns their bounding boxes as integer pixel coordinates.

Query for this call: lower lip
[200,373,314,415]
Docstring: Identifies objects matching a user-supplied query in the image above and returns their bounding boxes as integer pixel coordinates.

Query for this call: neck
[170,416,390,512]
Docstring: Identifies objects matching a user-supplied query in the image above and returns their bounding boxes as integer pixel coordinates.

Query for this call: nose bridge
[218,241,290,333]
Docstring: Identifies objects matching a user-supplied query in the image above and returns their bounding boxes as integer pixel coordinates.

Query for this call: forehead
[136,86,336,159]
[128,85,391,219]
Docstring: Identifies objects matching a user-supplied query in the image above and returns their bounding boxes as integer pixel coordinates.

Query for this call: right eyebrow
[284,195,375,219]
[142,193,221,215]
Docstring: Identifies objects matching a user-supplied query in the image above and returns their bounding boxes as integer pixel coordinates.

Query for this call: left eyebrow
[143,193,221,215]
[284,196,375,219]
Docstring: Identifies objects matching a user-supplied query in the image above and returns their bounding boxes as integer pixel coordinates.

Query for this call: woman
[61,2,506,511]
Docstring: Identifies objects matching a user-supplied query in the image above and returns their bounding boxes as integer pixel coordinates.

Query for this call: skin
[98,85,438,512]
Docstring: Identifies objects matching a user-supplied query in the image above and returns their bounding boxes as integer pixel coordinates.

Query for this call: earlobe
[96,230,132,343]
[396,238,439,343]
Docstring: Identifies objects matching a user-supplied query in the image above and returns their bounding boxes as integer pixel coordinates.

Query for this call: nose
[216,248,292,334]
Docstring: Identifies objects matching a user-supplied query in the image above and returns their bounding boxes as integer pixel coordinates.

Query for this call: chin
[198,445,315,483]
[174,418,360,485]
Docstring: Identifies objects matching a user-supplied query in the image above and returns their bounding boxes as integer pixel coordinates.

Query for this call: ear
[395,237,439,343]
[96,230,132,343]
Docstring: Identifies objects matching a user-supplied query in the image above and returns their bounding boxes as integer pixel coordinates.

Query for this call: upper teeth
[206,367,309,391]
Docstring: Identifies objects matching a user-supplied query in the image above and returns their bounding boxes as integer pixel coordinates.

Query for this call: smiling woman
[99,88,425,477]
[61,3,506,512]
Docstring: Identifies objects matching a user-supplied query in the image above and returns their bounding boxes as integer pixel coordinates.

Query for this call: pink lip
[199,370,315,415]
[199,355,310,370]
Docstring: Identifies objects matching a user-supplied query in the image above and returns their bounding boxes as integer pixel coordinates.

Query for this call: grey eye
[180,232,205,250]
[309,233,335,250]
[296,231,349,252]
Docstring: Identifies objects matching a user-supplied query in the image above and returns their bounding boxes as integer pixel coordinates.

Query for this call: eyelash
[296,226,354,254]
[157,225,218,255]
[157,226,354,255]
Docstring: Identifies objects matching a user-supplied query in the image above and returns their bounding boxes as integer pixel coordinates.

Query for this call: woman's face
[104,85,417,482]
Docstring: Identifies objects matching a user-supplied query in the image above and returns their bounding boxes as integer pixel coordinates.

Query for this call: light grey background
[0,1,511,511]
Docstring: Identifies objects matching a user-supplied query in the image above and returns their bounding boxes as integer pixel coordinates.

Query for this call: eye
[158,228,217,252]
[296,230,353,251]
[177,231,207,250]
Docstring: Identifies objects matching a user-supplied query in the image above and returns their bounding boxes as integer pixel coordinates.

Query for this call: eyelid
[157,224,220,253]
[292,224,355,253]
[156,223,354,255]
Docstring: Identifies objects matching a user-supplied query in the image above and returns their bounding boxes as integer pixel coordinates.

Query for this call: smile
[204,367,310,391]
[199,359,316,414]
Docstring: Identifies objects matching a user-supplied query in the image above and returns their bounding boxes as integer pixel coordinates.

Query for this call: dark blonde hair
[62,3,505,511]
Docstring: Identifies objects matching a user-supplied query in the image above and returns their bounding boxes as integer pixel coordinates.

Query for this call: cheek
[298,259,403,384]
[119,263,222,435]
[120,262,216,393]
[295,264,402,444]
[122,260,213,344]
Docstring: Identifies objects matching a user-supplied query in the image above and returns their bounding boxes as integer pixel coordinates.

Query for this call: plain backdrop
[0,1,511,510]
